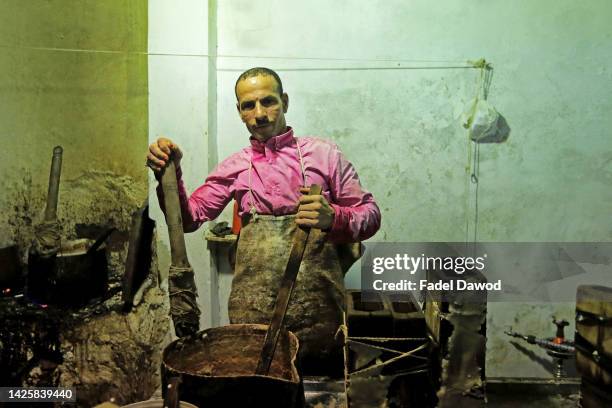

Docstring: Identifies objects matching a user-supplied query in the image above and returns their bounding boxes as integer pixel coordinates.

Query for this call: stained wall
[213,0,612,377]
[0,0,148,249]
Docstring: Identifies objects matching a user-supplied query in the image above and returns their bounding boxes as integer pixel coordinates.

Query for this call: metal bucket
[162,324,305,408]
[27,238,108,307]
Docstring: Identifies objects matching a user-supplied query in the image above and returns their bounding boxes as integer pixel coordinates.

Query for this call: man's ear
[281,93,289,113]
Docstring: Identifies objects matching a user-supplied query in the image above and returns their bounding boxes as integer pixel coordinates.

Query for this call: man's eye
[241,102,255,110]
[261,97,277,107]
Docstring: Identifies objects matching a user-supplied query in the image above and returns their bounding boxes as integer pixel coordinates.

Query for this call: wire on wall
[0,44,481,71]
[465,60,493,246]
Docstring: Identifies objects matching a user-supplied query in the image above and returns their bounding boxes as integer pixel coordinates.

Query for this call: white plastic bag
[462,98,510,143]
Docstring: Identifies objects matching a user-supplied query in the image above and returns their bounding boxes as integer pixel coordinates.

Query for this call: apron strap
[247,160,257,217]
[296,140,307,186]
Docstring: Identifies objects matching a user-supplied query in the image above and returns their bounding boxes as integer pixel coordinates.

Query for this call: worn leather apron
[228,143,345,370]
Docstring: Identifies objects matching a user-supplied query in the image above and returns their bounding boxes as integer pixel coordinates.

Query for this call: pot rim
[162,323,301,384]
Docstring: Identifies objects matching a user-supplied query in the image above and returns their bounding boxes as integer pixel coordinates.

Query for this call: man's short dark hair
[235,67,283,100]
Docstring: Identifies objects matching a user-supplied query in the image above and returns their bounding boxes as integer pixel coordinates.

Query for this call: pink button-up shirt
[157,127,381,243]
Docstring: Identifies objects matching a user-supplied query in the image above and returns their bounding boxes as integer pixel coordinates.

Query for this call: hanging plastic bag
[461,59,510,143]
[462,97,510,143]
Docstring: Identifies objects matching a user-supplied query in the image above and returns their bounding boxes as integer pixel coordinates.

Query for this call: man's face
[236,74,288,141]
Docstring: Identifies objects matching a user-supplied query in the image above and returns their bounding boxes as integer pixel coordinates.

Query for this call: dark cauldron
[162,324,305,408]
[27,238,108,307]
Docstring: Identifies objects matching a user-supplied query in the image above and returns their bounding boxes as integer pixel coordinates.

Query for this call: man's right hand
[146,137,183,174]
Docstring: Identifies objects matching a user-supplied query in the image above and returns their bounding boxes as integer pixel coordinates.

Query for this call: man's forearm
[328,202,381,243]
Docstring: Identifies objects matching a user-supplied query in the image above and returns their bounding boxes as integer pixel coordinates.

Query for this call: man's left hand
[296,187,335,230]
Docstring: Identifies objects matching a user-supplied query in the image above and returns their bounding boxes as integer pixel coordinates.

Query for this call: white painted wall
[148,0,216,329]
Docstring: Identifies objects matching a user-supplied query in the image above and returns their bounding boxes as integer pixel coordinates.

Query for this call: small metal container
[27,238,108,307]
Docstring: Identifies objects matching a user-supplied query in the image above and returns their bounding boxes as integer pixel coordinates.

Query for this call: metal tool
[505,317,575,378]
[32,145,63,257]
[255,184,322,376]
[122,202,155,311]
[161,160,189,270]
[87,228,116,255]
[160,159,200,337]
[27,146,63,302]
[44,146,63,223]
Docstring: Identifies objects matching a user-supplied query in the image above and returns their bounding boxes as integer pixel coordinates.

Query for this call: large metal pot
[27,237,109,307]
[162,324,305,408]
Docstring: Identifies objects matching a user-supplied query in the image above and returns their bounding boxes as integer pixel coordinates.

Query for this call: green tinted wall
[0,0,148,245]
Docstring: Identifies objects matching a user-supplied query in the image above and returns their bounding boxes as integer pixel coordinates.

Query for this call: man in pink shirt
[147,67,380,374]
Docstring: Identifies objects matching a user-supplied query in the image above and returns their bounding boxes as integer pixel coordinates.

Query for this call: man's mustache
[254,120,272,128]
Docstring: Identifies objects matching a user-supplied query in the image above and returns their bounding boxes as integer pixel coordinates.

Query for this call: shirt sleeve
[326,145,381,243]
[156,153,245,232]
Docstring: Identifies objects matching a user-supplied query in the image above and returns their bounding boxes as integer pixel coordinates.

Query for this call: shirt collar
[249,127,294,152]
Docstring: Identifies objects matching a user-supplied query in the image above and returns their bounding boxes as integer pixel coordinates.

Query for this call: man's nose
[254,102,265,119]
